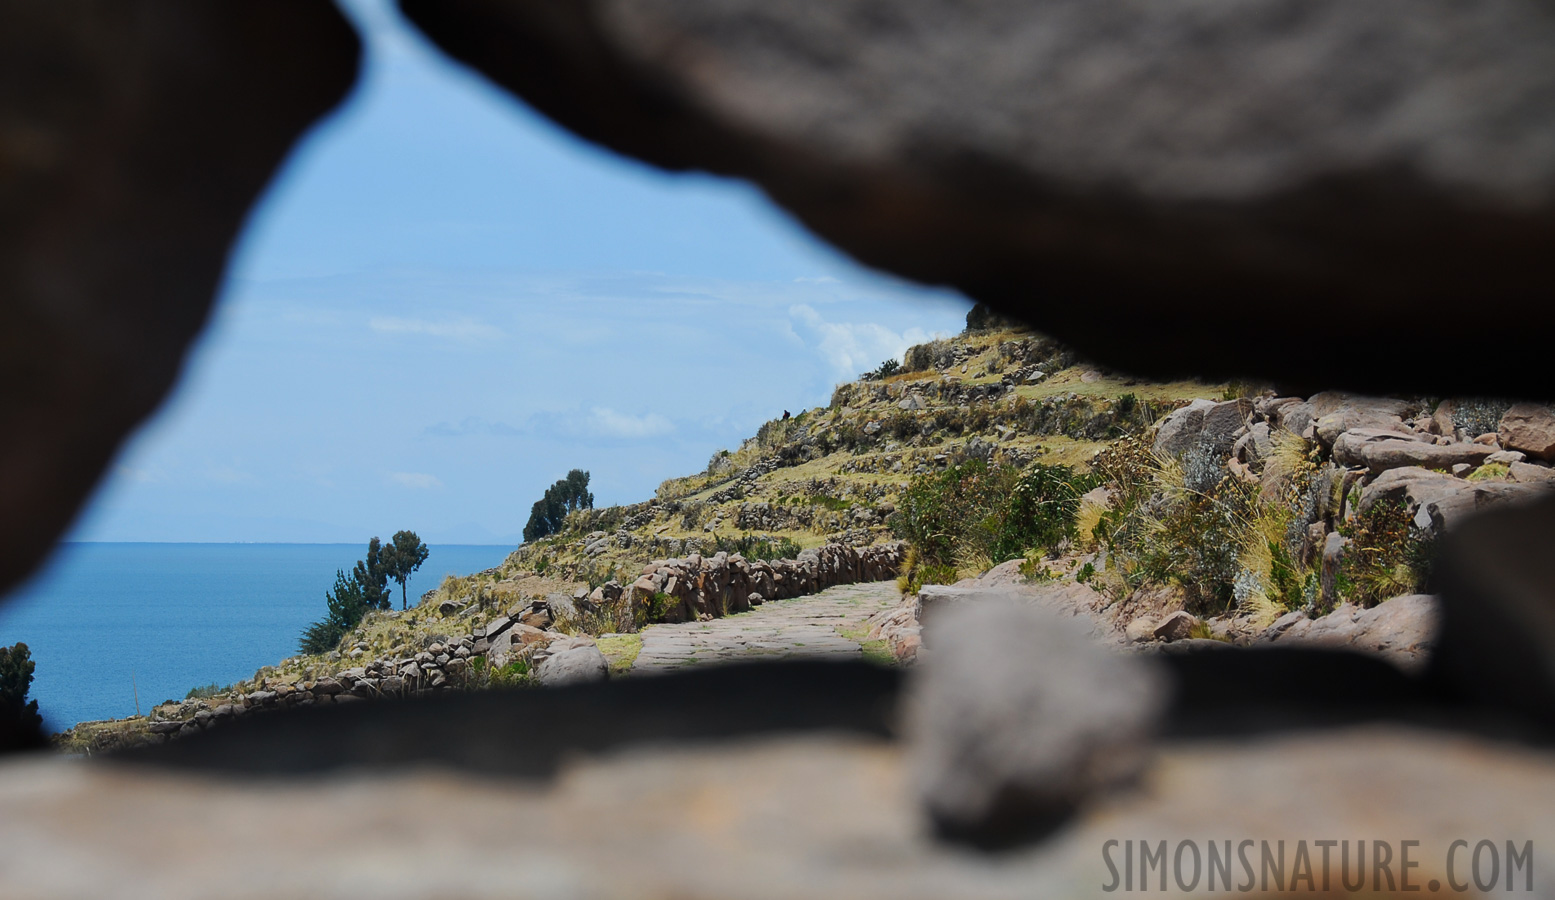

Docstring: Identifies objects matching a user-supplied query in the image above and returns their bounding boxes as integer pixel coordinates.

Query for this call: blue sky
[71,0,970,545]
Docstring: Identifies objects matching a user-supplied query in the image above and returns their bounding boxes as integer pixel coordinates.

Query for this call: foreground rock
[402,0,1555,397]
[906,599,1166,847]
[0,3,360,600]
[2,726,1552,897]
[536,638,609,686]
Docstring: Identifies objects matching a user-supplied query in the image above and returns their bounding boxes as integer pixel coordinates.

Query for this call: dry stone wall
[614,542,906,624]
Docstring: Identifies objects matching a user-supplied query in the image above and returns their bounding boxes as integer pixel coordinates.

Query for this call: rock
[1151,611,1198,643]
[1488,450,1528,465]
[1357,439,1494,474]
[437,599,461,616]
[1432,493,1555,724]
[1153,398,1249,458]
[484,616,513,641]
[1331,426,1434,466]
[147,720,183,735]
[510,624,554,649]
[536,638,609,687]
[1232,422,1273,467]
[0,4,360,601]
[905,599,1166,847]
[1124,617,1158,643]
[1499,403,1555,461]
[1313,395,1416,448]
[399,0,1555,402]
[1150,399,1214,457]
[888,626,922,665]
[517,602,555,631]
[1264,595,1439,673]
[1359,466,1555,534]
[545,592,578,620]
[898,394,926,411]
[311,678,344,696]
[914,584,991,627]
[1512,461,1555,484]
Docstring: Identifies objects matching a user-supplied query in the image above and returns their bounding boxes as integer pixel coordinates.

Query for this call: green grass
[596,634,642,677]
[837,623,897,667]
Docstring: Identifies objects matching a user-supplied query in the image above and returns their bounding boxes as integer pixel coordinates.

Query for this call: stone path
[630,580,901,674]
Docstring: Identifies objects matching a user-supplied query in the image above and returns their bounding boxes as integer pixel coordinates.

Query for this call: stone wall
[615,542,906,624]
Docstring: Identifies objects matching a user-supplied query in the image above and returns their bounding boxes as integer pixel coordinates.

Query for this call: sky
[69,0,971,545]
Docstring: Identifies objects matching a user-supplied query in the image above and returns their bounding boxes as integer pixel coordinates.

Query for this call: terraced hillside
[489,324,1222,593]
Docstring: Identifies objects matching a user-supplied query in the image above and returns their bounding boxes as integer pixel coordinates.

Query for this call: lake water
[0,543,514,730]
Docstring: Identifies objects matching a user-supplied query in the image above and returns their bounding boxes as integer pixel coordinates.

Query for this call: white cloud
[389,471,444,489]
[368,316,505,342]
[788,304,933,379]
[588,407,675,438]
[794,275,840,284]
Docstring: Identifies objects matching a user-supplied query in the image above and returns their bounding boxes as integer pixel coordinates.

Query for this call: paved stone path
[630,580,901,674]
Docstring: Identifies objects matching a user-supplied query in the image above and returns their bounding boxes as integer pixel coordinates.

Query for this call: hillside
[57,307,1555,752]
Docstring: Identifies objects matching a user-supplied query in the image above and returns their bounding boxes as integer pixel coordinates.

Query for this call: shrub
[706,534,804,561]
[892,459,1015,568]
[299,568,373,655]
[995,463,1097,560]
[184,682,232,700]
[892,460,1095,579]
[1336,500,1437,609]
[865,358,902,380]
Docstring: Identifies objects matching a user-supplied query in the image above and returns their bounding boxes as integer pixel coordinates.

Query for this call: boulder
[1124,617,1158,643]
[1511,462,1555,484]
[545,592,578,621]
[1151,611,1199,643]
[1257,595,1439,672]
[1312,395,1416,448]
[1431,494,1555,724]
[1356,467,1555,534]
[1331,426,1435,467]
[1499,403,1555,461]
[1151,399,1215,457]
[536,638,609,687]
[1355,439,1493,476]
[517,602,554,631]
[905,599,1166,847]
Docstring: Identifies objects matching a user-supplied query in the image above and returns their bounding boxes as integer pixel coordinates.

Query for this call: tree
[0,642,44,748]
[522,469,594,543]
[299,568,371,655]
[382,530,430,610]
[353,536,392,611]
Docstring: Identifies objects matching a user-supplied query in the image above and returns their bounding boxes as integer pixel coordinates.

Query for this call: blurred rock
[536,638,609,686]
[1431,493,1555,725]
[905,599,1166,847]
[0,1,359,599]
[401,0,1555,398]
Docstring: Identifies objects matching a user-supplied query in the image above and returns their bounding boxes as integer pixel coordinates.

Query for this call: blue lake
[0,543,514,730]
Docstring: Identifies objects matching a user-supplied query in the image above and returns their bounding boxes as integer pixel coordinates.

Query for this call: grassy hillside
[437,323,1225,604]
